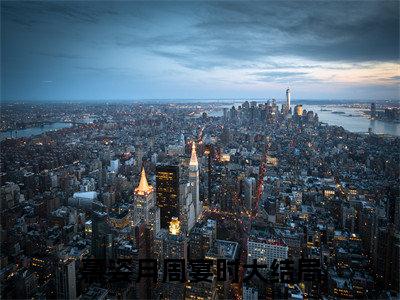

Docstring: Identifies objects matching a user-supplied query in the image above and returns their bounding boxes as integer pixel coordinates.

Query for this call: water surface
[1,122,73,140]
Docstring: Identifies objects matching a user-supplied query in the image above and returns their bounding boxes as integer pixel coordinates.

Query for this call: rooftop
[73,191,97,199]
[134,167,154,196]
[207,239,239,260]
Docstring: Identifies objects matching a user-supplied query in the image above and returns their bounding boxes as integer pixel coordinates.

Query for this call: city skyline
[1,1,399,101]
[1,100,398,299]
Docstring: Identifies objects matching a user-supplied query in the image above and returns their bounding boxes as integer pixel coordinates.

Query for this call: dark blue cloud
[1,1,399,101]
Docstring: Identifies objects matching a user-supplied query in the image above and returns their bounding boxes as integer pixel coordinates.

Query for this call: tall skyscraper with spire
[134,167,155,223]
[134,167,160,267]
[189,141,202,219]
[286,87,291,113]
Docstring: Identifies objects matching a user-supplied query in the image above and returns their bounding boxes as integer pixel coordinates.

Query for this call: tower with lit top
[154,218,187,299]
[134,167,155,223]
[169,217,181,235]
[189,141,202,219]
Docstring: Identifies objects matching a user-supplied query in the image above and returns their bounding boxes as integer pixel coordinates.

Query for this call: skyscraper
[155,220,188,299]
[295,104,303,117]
[293,104,303,122]
[55,260,76,300]
[156,165,180,229]
[286,88,291,112]
[189,141,202,219]
[134,167,155,224]
[91,211,112,259]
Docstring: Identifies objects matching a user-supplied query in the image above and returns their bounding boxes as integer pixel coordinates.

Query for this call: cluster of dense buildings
[1,92,399,299]
[370,102,400,122]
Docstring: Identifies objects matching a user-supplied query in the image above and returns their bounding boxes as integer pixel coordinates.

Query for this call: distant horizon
[1,97,398,105]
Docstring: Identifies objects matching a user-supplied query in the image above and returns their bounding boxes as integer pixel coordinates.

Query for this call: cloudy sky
[1,1,399,101]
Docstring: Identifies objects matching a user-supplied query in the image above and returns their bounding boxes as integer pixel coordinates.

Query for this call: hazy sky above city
[1,1,399,101]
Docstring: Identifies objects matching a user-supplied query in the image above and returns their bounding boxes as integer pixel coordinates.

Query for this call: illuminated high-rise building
[180,180,196,233]
[155,219,187,300]
[134,167,155,224]
[295,104,303,117]
[156,165,180,229]
[169,217,181,235]
[133,167,160,263]
[294,104,303,120]
[286,88,291,112]
[189,141,202,220]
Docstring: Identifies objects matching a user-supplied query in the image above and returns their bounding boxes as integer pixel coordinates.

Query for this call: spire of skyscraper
[189,141,198,168]
[188,140,201,222]
[135,166,153,195]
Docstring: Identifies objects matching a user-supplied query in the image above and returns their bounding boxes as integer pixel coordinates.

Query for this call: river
[0,122,73,141]
[303,105,400,136]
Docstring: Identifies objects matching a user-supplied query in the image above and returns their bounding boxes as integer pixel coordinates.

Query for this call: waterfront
[303,105,400,137]
[2,103,399,141]
[208,102,400,137]
[0,122,73,140]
